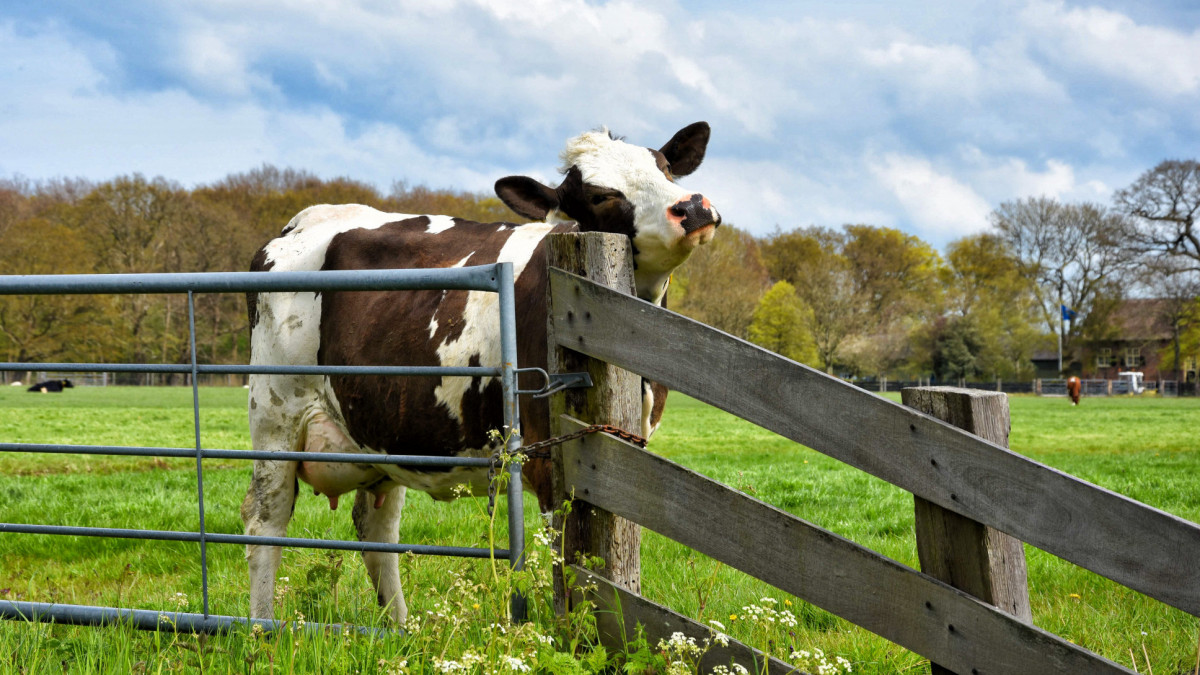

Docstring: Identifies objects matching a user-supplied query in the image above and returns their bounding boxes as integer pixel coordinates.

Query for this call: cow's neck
[541,212,670,304]
[636,273,670,305]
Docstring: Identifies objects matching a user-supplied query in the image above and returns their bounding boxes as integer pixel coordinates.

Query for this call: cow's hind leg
[241,459,298,619]
[352,485,407,624]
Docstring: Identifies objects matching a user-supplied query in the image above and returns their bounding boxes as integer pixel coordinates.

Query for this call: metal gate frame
[0,264,528,633]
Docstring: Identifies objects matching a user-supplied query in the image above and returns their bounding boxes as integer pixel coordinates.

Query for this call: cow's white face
[496,122,721,302]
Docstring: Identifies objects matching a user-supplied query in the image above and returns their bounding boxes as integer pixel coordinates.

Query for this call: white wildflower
[433,658,465,673]
[502,656,530,672]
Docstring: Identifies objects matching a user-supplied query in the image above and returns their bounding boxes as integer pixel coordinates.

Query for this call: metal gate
[0,264,528,633]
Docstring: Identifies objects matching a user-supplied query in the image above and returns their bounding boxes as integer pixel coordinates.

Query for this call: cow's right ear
[495,176,559,221]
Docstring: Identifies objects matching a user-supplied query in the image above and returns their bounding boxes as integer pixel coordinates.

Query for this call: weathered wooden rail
[543,232,1198,674]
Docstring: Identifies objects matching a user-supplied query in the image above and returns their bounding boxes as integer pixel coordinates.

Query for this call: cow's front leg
[240,459,298,620]
[352,484,407,624]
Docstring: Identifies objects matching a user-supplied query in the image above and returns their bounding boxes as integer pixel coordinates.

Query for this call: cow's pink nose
[668,194,720,233]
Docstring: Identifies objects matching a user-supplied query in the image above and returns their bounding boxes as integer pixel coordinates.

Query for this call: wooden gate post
[901,387,1033,675]
[545,232,642,612]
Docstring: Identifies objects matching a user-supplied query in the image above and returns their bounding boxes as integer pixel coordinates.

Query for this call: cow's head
[495,122,721,302]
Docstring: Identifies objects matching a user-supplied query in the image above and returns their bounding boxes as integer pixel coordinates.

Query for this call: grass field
[1,385,1198,673]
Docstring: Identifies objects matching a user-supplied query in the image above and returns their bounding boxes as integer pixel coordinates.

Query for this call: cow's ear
[659,121,710,177]
[495,176,559,221]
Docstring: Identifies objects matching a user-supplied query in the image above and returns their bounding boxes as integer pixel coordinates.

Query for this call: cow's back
[248,204,570,494]
[315,213,568,459]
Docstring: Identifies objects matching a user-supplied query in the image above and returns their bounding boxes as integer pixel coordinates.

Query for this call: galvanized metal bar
[0,266,501,295]
[0,362,499,377]
[0,524,510,558]
[0,601,392,637]
[0,443,493,467]
[496,262,527,622]
[187,292,211,618]
[0,262,528,631]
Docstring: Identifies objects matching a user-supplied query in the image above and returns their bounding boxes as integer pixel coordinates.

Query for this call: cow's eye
[590,194,609,206]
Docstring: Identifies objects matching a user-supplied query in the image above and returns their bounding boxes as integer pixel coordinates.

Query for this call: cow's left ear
[495,176,559,221]
[659,121,710,177]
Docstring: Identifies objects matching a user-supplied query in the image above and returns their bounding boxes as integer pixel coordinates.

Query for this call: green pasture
[0,385,1198,673]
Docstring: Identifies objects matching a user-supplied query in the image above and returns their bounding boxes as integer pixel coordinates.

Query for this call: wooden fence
[542,232,1199,675]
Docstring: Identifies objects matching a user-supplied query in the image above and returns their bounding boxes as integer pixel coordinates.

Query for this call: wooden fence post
[545,232,642,612]
[901,386,1033,675]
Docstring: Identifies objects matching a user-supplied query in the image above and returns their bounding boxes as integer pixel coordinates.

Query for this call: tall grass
[1,386,1198,673]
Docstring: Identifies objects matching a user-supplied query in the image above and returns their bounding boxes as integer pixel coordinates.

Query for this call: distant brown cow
[1067,376,1081,405]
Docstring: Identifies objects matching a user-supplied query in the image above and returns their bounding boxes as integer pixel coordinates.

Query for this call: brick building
[1031,298,1198,383]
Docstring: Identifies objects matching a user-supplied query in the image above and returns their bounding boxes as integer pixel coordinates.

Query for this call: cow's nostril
[669,204,688,218]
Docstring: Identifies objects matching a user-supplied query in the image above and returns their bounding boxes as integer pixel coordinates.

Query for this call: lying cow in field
[27,379,73,393]
[243,122,721,623]
[1067,376,1081,405]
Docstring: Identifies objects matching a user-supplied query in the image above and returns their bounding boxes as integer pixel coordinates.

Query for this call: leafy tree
[1114,159,1200,270]
[747,281,817,364]
[0,218,97,364]
[943,233,1043,379]
[842,224,942,325]
[761,227,862,374]
[930,316,985,383]
[668,225,769,339]
[840,225,942,379]
[388,181,520,224]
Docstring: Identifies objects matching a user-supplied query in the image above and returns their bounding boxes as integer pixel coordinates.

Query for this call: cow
[242,122,721,624]
[1067,376,1081,405]
[27,379,73,393]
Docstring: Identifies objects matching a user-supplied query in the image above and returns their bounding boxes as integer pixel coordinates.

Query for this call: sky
[2,0,1198,249]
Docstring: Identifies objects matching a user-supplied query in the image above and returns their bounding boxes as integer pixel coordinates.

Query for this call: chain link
[487,424,647,515]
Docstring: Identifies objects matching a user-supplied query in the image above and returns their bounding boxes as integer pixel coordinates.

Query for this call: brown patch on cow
[648,380,669,430]
[246,246,275,331]
[317,218,530,460]
[313,217,575,509]
[250,398,257,410]
[555,166,638,245]
[269,388,283,407]
[648,148,674,181]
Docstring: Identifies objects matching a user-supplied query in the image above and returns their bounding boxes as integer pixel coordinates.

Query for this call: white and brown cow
[242,122,720,623]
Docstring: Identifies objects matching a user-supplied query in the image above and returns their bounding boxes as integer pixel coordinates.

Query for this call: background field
[1,386,1198,673]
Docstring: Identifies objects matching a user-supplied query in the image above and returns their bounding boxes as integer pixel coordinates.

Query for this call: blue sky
[2,0,1198,248]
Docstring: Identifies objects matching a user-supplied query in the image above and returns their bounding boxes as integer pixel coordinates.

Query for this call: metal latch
[515,368,593,398]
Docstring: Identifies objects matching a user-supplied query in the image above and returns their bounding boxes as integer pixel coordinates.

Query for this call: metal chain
[487,424,647,515]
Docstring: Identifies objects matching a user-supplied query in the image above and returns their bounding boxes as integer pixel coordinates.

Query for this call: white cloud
[1020,0,1200,97]
[1,1,1196,252]
[700,157,897,235]
[957,146,1077,200]
[0,21,503,193]
[870,153,993,237]
[861,41,981,103]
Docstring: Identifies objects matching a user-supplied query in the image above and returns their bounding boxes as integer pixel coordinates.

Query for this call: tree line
[671,159,1200,382]
[1,159,1197,384]
[0,167,514,383]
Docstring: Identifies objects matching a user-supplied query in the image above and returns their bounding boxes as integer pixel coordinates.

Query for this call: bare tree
[991,198,1135,360]
[1141,258,1200,381]
[1114,160,1200,270]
